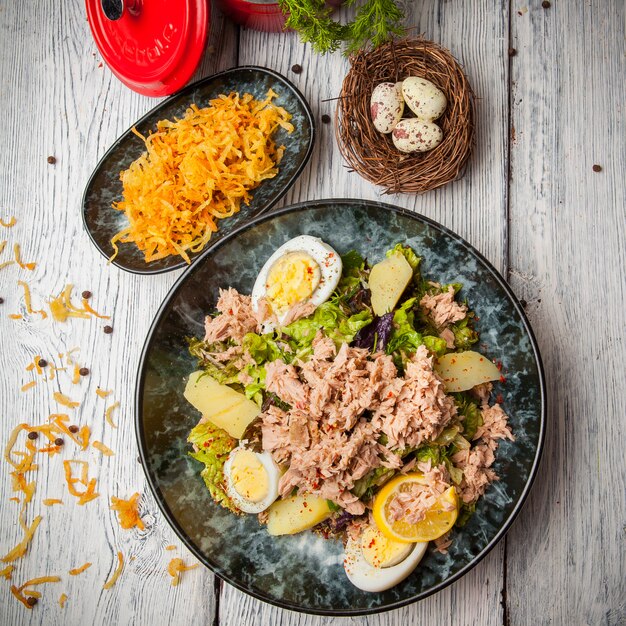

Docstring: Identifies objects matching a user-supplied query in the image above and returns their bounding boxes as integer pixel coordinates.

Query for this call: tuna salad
[184,236,514,592]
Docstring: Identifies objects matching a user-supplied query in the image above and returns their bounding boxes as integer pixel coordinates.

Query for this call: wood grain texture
[506,1,626,624]
[0,1,235,624]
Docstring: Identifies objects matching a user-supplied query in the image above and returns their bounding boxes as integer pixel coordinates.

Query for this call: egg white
[223,448,281,514]
[251,235,342,333]
[343,534,428,592]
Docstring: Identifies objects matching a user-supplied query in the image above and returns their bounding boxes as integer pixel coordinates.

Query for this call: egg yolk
[229,450,269,503]
[360,526,413,568]
[265,252,321,313]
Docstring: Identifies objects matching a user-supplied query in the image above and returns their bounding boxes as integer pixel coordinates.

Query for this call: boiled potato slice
[434,351,501,393]
[184,371,260,439]
[266,494,332,536]
[369,252,413,316]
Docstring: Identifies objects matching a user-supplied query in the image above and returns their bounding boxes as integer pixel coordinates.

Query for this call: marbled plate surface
[135,200,546,615]
[82,67,315,274]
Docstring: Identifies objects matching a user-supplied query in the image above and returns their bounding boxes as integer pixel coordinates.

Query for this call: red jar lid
[86,0,209,97]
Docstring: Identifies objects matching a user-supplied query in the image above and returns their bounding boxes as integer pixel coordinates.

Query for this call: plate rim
[135,198,547,615]
[81,65,316,275]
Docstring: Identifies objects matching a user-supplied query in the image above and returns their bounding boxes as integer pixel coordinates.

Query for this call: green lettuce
[423,335,448,357]
[282,300,372,350]
[386,243,421,278]
[451,316,479,350]
[187,421,238,513]
[386,298,423,355]
[454,392,483,440]
[455,501,476,527]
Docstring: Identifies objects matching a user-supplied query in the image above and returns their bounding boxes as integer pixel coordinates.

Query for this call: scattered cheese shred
[42,499,63,506]
[0,240,6,254]
[105,402,120,428]
[110,493,145,530]
[17,280,47,318]
[69,562,92,576]
[9,313,22,319]
[59,593,68,608]
[93,440,114,456]
[96,387,113,398]
[111,90,293,264]
[0,565,14,579]
[63,460,99,505]
[165,545,176,551]
[20,381,36,392]
[53,391,80,409]
[81,298,110,319]
[103,551,124,590]
[167,558,199,586]
[0,216,16,228]
[10,575,61,609]
[72,363,81,384]
[48,284,89,322]
[13,244,36,271]
[1,515,42,563]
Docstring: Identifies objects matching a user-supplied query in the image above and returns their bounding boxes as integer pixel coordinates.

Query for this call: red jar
[216,0,343,33]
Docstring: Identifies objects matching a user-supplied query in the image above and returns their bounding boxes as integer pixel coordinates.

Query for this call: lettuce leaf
[451,316,479,350]
[454,392,483,440]
[386,297,423,355]
[187,421,239,513]
[423,335,448,357]
[386,243,421,278]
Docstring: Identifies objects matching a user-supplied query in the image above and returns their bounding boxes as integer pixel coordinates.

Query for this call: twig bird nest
[335,38,475,194]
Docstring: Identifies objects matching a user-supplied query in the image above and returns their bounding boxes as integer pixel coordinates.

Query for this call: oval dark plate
[136,199,546,615]
[82,66,315,274]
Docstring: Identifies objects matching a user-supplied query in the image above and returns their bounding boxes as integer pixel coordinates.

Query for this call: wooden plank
[0,1,235,624]
[506,1,626,624]
[222,1,511,624]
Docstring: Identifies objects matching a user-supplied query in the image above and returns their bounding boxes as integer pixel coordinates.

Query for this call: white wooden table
[1,1,624,624]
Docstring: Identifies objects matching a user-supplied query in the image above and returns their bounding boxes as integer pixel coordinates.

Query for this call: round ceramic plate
[136,199,545,615]
[82,66,314,274]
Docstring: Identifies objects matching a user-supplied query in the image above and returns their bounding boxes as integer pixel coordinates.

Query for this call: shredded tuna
[434,531,453,554]
[387,462,452,524]
[372,345,457,450]
[474,404,515,443]
[259,342,455,510]
[204,288,259,343]
[452,441,498,504]
[419,285,467,328]
[440,327,456,349]
[281,300,317,326]
[254,297,277,326]
[471,382,493,405]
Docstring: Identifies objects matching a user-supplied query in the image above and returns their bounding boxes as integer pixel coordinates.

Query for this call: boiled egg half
[343,525,428,592]
[223,447,281,514]
[251,235,342,332]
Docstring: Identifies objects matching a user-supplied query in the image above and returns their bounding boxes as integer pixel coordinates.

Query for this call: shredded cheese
[59,593,68,608]
[53,391,80,409]
[103,551,124,590]
[93,440,114,456]
[1,515,42,563]
[63,460,99,505]
[111,90,293,264]
[105,401,120,428]
[167,558,199,586]
[110,493,144,530]
[13,244,36,270]
[81,298,110,319]
[0,565,14,579]
[20,381,36,392]
[9,313,22,319]
[96,387,113,398]
[42,499,63,506]
[165,545,176,551]
[17,280,47,318]
[10,574,61,609]
[69,562,92,576]
[0,216,16,228]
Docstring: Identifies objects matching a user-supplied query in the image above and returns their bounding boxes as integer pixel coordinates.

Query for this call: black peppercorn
[82,290,92,299]
[321,114,331,124]
[291,64,302,74]
[27,431,38,440]
[54,437,64,446]
[79,367,89,376]
[103,325,113,334]
[26,596,38,606]
[541,0,550,7]
[69,425,79,434]
[592,164,602,172]
[38,359,48,368]
[47,156,56,164]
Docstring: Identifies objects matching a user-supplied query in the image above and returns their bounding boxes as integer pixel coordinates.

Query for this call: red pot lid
[86,0,209,97]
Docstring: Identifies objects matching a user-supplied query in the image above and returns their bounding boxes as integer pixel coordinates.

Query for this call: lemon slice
[372,473,459,543]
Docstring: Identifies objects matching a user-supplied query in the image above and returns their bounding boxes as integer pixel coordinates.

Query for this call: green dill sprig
[344,0,405,54]
[278,0,406,55]
[279,0,348,54]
